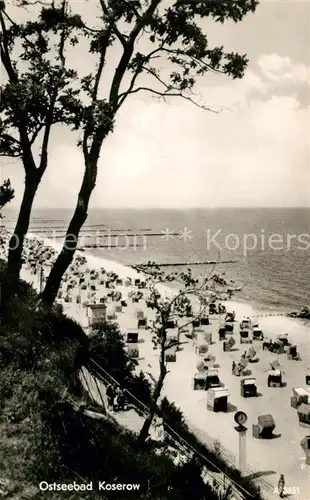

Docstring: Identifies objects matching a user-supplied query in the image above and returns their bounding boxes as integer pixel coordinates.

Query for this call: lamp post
[234,411,248,475]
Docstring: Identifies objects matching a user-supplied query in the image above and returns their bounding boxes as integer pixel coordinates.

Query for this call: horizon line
[3,205,310,212]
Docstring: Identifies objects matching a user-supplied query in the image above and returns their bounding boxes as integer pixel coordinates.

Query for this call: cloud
[2,53,309,210]
[257,53,310,84]
[237,69,269,95]
[89,90,309,208]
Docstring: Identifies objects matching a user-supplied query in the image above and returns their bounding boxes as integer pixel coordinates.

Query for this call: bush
[87,321,153,408]
[88,320,136,383]
[47,401,217,499]
[160,397,188,435]
[126,371,153,407]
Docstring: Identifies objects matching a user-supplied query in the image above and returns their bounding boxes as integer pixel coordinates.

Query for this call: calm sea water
[3,207,310,312]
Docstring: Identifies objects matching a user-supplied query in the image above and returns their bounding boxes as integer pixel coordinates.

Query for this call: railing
[187,417,274,497]
[80,357,264,500]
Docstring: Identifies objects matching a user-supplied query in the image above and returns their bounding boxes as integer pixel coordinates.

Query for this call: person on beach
[112,387,120,411]
[181,455,205,500]
[106,384,115,410]
[117,388,126,411]
[278,474,285,498]
[113,387,125,411]
[152,335,158,349]
[232,361,236,374]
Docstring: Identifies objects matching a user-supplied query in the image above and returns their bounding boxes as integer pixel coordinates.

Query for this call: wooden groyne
[11,229,176,237]
[133,260,238,267]
[81,243,145,249]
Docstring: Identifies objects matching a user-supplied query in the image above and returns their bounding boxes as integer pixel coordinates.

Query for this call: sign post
[234,411,248,475]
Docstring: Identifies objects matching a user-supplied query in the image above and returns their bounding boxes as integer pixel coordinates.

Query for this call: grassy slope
[0,261,220,500]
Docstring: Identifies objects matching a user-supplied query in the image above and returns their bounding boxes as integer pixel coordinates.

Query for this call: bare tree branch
[163,340,188,352]
[116,69,141,109]
[118,60,219,113]
[160,47,226,76]
[177,305,207,336]
[124,85,219,112]
[116,42,168,108]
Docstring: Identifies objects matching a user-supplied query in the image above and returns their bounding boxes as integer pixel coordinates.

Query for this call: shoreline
[26,232,310,329]
[2,225,308,318]
[1,232,310,499]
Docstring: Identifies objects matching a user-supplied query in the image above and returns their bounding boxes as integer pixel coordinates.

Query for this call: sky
[1,0,310,210]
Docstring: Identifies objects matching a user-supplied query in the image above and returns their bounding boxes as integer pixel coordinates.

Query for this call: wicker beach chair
[253,414,276,438]
[126,343,139,359]
[297,404,310,426]
[247,346,257,362]
[165,346,177,362]
[193,373,207,390]
[300,436,310,465]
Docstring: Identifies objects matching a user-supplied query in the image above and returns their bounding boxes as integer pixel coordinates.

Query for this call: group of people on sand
[106,384,126,412]
[277,474,285,498]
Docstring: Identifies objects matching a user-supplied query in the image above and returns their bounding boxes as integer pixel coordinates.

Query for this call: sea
[2,207,310,314]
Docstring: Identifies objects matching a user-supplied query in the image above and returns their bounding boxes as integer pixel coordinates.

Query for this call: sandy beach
[1,232,310,499]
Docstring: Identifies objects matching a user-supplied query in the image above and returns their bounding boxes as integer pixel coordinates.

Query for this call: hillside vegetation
[0,260,225,500]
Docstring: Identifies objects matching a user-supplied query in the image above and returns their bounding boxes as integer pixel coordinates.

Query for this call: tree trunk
[138,346,167,444]
[41,165,96,308]
[5,174,40,286]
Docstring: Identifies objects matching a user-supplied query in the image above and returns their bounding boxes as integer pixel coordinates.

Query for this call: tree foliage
[88,319,136,383]
[132,264,230,442]
[1,0,258,301]
[1,0,258,161]
[0,178,14,217]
